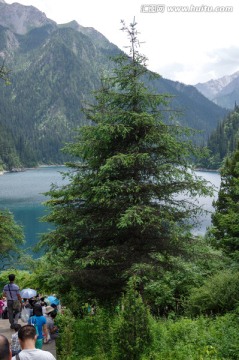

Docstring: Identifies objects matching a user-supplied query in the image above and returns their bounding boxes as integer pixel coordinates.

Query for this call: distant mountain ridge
[0,1,227,169]
[195,71,239,109]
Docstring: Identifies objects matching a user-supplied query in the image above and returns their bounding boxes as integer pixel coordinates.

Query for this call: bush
[55,281,153,360]
[56,307,113,360]
[149,313,239,359]
[55,306,239,359]
[186,270,239,316]
[55,309,76,360]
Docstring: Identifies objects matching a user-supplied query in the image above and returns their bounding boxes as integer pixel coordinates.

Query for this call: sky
[5,0,239,85]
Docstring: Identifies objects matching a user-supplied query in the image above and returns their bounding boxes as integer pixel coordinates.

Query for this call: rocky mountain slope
[195,71,239,109]
[0,0,56,34]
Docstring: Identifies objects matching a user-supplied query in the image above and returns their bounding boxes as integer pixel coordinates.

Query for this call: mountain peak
[58,20,113,49]
[62,20,81,30]
[0,1,56,34]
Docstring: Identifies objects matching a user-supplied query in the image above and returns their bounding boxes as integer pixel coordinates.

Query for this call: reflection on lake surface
[0,166,221,256]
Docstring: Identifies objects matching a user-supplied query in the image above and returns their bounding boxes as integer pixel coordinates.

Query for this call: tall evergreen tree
[42,20,211,300]
[114,278,152,360]
[210,142,239,260]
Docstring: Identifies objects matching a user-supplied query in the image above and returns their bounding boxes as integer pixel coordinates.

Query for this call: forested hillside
[203,105,239,169]
[0,1,227,170]
[0,21,118,168]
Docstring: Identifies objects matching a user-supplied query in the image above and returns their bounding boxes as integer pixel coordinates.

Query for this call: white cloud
[5,0,239,84]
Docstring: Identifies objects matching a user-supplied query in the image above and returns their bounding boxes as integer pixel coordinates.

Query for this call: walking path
[0,318,57,358]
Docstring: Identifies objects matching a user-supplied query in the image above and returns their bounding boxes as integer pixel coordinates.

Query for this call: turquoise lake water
[0,166,69,257]
[0,166,221,257]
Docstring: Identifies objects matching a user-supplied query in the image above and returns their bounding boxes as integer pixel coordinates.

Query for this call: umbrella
[46,295,60,306]
[20,288,37,299]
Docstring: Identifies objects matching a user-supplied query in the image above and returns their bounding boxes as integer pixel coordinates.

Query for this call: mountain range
[195,71,239,109]
[0,0,228,169]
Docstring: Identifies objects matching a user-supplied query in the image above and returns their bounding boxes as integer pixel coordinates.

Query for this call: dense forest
[201,105,239,169]
[1,21,239,359]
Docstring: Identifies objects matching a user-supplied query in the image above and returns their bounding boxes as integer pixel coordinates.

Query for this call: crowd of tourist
[0,273,60,359]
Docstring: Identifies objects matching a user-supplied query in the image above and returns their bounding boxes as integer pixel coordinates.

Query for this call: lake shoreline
[1,165,219,176]
[0,164,66,176]
[195,167,219,173]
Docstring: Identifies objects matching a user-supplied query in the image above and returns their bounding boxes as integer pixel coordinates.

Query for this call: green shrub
[186,270,239,316]
[55,309,76,360]
[56,306,113,360]
[55,292,239,359]
[149,313,239,359]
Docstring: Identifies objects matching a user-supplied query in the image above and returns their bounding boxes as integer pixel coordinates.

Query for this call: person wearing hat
[44,306,59,342]
[45,306,54,315]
